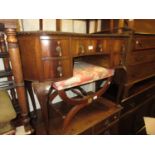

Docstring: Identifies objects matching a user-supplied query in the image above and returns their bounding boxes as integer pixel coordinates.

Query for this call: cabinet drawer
[42,58,73,80]
[93,114,119,134]
[133,37,155,51]
[127,49,155,65]
[71,38,97,56]
[40,37,70,57]
[127,61,155,82]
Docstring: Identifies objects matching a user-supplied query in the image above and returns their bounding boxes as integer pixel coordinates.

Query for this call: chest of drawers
[125,34,155,84]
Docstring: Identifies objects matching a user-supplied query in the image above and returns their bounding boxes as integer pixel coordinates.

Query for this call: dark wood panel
[18,36,43,81]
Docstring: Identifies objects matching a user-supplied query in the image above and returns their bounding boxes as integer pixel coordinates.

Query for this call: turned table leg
[5,28,33,133]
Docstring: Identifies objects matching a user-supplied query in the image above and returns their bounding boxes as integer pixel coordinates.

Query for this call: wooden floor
[31,97,121,135]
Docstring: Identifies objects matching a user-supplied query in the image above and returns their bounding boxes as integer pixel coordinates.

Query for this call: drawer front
[133,37,155,51]
[42,58,73,80]
[127,61,155,82]
[87,39,97,54]
[71,38,97,56]
[71,38,88,56]
[40,37,70,57]
[93,113,119,134]
[96,39,111,54]
[127,49,155,65]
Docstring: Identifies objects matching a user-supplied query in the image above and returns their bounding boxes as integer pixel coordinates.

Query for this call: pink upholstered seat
[53,61,114,90]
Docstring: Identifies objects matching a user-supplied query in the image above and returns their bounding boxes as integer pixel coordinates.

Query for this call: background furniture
[97,19,155,134]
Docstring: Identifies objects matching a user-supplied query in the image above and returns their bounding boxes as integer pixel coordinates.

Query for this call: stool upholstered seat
[53,61,114,90]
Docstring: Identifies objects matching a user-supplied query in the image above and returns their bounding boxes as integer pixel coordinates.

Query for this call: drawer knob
[136,40,139,45]
[136,40,143,48]
[57,65,63,77]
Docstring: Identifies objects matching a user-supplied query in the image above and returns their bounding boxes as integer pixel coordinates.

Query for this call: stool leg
[63,103,88,129]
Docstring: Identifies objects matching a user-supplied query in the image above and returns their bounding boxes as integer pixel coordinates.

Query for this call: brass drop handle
[136,40,143,48]
[56,41,62,56]
[79,44,85,54]
[57,64,63,77]
[120,44,126,65]
[98,44,103,52]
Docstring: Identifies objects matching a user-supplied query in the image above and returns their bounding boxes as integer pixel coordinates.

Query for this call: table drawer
[96,39,111,54]
[40,37,70,57]
[133,37,155,51]
[42,58,73,80]
[71,38,97,56]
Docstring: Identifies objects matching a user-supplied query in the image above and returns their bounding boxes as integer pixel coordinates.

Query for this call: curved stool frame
[48,77,113,129]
